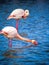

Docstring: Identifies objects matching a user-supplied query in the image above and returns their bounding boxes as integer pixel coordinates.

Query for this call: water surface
[0,0,49,65]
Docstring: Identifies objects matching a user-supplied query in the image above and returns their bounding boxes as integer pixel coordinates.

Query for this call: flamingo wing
[2,26,17,38]
[10,9,25,19]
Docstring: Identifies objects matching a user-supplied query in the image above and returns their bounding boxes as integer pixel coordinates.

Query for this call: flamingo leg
[8,39,12,47]
[16,20,19,31]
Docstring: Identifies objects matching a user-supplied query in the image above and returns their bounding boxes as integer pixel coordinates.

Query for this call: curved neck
[16,33,32,43]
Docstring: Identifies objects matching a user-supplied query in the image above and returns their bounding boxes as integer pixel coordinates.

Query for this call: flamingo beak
[34,41,38,45]
[32,40,38,45]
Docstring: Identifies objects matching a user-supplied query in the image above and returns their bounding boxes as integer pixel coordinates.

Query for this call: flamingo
[0,26,38,47]
[7,9,29,30]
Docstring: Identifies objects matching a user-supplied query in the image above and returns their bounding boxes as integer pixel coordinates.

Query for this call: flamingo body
[7,9,29,20]
[2,26,17,38]
[0,26,38,47]
[10,9,24,19]
[7,9,29,30]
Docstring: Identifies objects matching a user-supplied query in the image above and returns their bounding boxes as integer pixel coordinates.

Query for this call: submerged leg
[8,39,12,47]
[16,20,19,31]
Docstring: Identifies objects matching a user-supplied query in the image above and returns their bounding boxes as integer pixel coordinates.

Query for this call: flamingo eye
[26,11,28,13]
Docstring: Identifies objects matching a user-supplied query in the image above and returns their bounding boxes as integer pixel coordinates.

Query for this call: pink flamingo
[0,26,38,47]
[7,9,29,30]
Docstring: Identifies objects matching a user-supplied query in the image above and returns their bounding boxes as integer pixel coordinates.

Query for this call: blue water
[0,0,49,65]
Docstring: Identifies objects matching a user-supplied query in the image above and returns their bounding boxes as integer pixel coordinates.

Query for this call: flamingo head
[24,10,29,18]
[31,40,38,45]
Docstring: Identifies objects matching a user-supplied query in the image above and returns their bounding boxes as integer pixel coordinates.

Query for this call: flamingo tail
[0,31,3,34]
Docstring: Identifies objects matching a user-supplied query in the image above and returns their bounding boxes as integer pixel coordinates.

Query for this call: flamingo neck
[16,33,32,43]
[16,33,38,45]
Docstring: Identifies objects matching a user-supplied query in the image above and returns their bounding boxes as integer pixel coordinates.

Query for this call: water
[0,0,49,65]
